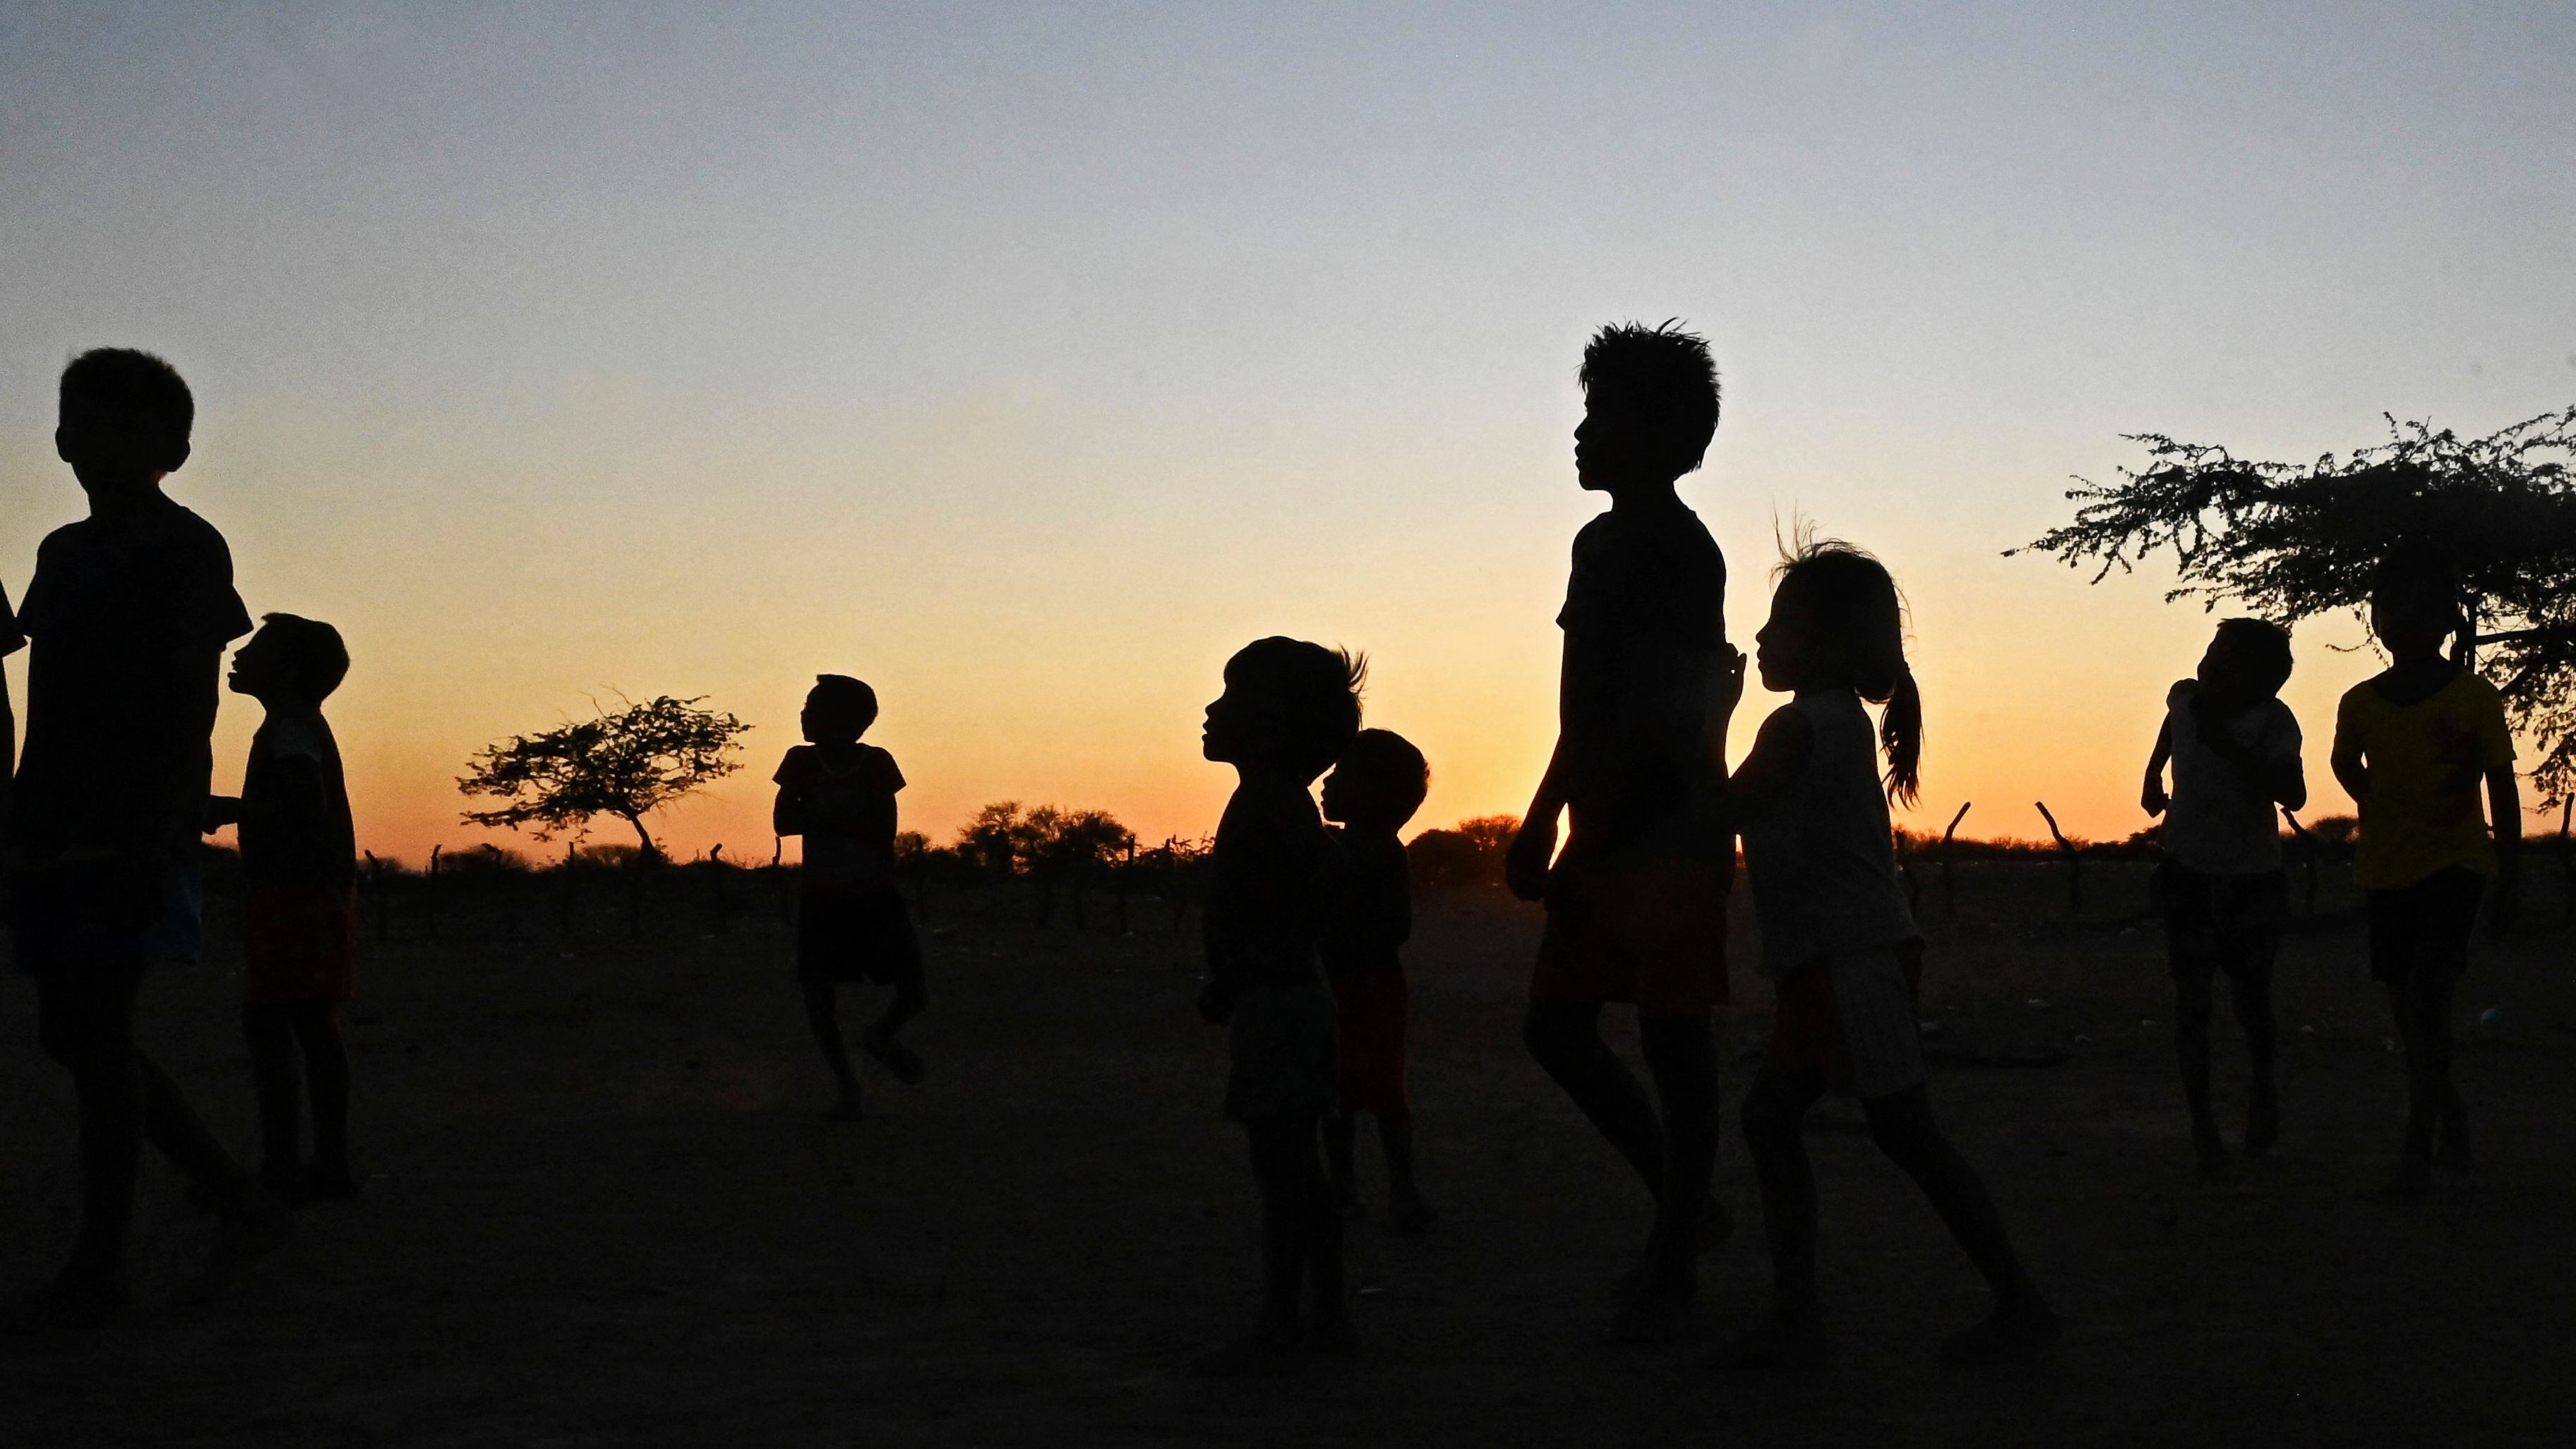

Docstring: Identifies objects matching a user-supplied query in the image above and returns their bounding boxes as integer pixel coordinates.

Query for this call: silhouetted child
[7,349,289,1328]
[2142,619,2305,1174]
[1193,637,1363,1374]
[205,615,362,1204]
[1319,728,1435,1232]
[2330,543,2520,1198]
[1506,320,1732,1342]
[774,674,926,1120]
[1714,542,2055,1370]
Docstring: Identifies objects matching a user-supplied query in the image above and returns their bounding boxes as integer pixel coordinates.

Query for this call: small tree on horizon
[458,694,749,860]
[2017,407,2576,802]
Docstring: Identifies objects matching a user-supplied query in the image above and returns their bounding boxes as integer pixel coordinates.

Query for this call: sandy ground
[4,859,2575,1448]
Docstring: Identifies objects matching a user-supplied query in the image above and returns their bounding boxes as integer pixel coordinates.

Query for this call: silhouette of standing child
[2330,543,2520,1198]
[6,349,291,1329]
[1193,637,1364,1374]
[773,674,926,1121]
[2140,618,2304,1174]
[1713,541,2056,1369]
[1319,728,1436,1233]
[1506,320,1733,1342]
[205,615,362,1205]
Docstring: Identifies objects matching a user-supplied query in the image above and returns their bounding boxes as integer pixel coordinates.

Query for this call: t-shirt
[2160,681,2302,877]
[1739,690,1919,977]
[2335,670,2516,890]
[239,709,357,891]
[11,494,253,866]
[774,743,904,895]
[1204,779,1341,982]
[1554,495,1727,857]
[1321,825,1409,980]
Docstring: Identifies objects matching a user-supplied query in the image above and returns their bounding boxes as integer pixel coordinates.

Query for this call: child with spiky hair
[1319,728,1435,1232]
[1193,637,1365,1374]
[774,673,926,1121]
[2142,618,2306,1175]
[1507,319,1733,1342]
[2330,542,2520,1198]
[9,348,289,1328]
[207,613,362,1204]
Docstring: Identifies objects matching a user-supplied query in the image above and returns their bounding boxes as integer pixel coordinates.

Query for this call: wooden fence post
[2281,807,2320,916]
[1941,802,1970,918]
[709,843,733,936]
[2035,802,2080,913]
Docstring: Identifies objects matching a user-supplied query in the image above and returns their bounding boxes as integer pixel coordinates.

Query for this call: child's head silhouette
[56,347,193,493]
[2368,540,2463,659]
[1575,320,1720,493]
[1761,540,1923,807]
[803,674,879,744]
[1203,637,1364,780]
[1322,728,1430,831]
[228,614,349,705]
[2198,618,2292,711]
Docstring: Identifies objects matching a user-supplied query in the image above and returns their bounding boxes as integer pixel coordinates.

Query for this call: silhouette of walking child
[1193,637,1364,1374]
[2140,619,2305,1174]
[2329,543,2520,1198]
[1506,320,1733,1342]
[6,349,292,1330]
[1319,728,1436,1233]
[205,615,363,1205]
[773,674,926,1120]
[1713,542,2056,1369]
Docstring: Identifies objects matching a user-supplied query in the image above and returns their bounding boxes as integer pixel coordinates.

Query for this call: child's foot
[1,1270,136,1335]
[2245,1093,2279,1160]
[1305,1310,1362,1359]
[305,1158,363,1203]
[1192,1325,1304,1376]
[172,1193,296,1307]
[1708,1314,1831,1372]
[2192,1123,2231,1177]
[859,1028,925,1086]
[1600,1275,1694,1345]
[1386,1196,1439,1235]
[2434,1110,2472,1172]
[1940,1299,2060,1364]
[259,1160,312,1208]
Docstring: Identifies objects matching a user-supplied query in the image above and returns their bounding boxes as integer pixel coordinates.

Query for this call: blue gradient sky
[4,4,2570,860]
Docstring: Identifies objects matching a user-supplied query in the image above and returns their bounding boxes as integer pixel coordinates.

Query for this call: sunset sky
[3,4,2570,864]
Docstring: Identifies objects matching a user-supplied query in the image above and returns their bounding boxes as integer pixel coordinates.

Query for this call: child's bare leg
[1323,1110,1362,1215]
[1523,999,1665,1193]
[2172,965,2227,1171]
[1607,1010,1716,1340]
[1730,1059,1826,1343]
[290,1006,357,1198]
[2229,949,2280,1158]
[242,1004,306,1196]
[801,977,862,1118]
[35,965,149,1301]
[1858,1086,2055,1362]
[861,976,927,1086]
[1379,1115,1434,1230]
[1300,1123,1355,1354]
[1197,1117,1314,1374]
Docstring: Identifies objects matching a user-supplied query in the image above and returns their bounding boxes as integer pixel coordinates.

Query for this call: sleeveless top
[1739,690,1918,978]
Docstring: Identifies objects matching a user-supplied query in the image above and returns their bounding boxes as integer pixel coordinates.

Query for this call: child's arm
[771,751,808,836]
[2140,719,2172,816]
[2329,714,2368,809]
[1506,651,1575,899]
[204,795,241,831]
[1706,704,1814,831]
[2486,765,2522,935]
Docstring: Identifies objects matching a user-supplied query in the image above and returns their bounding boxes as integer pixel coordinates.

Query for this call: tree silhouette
[458,694,748,859]
[2017,407,2576,802]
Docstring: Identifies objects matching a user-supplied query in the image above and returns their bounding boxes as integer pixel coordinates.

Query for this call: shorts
[1767,943,1926,1099]
[2155,861,2285,985]
[1331,966,1410,1119]
[796,884,925,988]
[2365,866,2485,984]
[1225,970,1339,1124]
[242,882,359,1006]
[11,857,204,975]
[1529,851,1730,1015]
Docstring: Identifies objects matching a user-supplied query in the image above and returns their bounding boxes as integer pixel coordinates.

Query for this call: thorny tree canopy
[458,695,748,858]
[2015,407,2576,803]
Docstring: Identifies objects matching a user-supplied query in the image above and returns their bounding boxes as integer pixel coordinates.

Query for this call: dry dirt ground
[4,860,2575,1448]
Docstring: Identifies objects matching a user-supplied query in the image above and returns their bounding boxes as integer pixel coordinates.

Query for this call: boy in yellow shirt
[2330,543,2520,1198]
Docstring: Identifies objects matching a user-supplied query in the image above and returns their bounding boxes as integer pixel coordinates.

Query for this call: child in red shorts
[774,674,925,1121]
[209,615,361,1204]
[1320,728,1436,1233]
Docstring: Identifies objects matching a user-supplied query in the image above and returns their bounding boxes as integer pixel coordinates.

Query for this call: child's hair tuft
[258,613,349,702]
[1578,320,1721,475]
[1226,637,1365,777]
[59,348,193,462]
[1774,538,1922,807]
